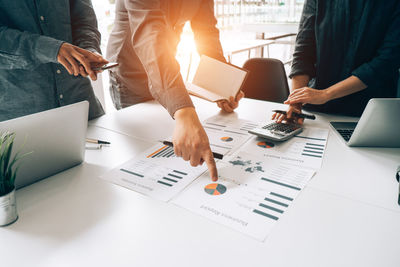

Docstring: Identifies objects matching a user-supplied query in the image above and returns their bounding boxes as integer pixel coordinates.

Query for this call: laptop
[330,98,400,147]
[0,101,89,189]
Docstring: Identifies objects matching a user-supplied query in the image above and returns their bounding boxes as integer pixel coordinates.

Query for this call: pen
[396,165,400,205]
[86,138,111,145]
[272,110,316,120]
[85,144,102,150]
[162,141,224,160]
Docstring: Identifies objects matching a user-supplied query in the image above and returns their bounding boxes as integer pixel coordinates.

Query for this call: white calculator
[248,121,303,142]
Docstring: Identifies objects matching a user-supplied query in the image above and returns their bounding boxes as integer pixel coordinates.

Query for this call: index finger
[203,149,218,181]
[72,51,95,78]
[77,47,108,63]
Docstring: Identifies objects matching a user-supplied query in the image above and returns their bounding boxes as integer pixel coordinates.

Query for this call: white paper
[187,55,247,102]
[202,115,257,155]
[101,143,207,202]
[172,151,315,241]
[240,127,329,169]
[185,82,224,102]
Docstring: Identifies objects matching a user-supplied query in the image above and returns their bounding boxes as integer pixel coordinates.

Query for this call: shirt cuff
[156,87,195,118]
[35,36,64,63]
[352,64,375,89]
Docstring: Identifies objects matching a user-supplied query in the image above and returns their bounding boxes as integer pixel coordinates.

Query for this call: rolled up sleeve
[289,0,317,79]
[352,2,400,90]
[124,0,194,118]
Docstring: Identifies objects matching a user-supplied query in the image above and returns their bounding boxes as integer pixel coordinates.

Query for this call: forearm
[291,74,310,90]
[325,75,367,101]
[0,26,62,70]
[174,107,199,122]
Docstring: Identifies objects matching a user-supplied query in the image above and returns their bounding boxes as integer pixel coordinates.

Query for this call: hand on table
[173,107,218,181]
[284,87,330,106]
[57,43,108,81]
[271,103,304,124]
[217,90,245,113]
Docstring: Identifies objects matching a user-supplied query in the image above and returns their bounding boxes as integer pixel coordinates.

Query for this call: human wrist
[323,87,336,102]
[174,107,198,122]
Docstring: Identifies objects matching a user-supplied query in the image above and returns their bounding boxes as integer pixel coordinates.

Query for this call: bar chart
[173,151,315,241]
[147,145,176,158]
[102,143,207,201]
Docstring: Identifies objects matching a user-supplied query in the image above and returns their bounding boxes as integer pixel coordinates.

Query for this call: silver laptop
[330,98,400,147]
[0,101,89,189]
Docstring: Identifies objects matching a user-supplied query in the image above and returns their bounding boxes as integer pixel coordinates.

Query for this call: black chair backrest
[242,58,290,103]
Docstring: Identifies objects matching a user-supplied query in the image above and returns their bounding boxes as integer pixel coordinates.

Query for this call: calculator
[248,121,303,141]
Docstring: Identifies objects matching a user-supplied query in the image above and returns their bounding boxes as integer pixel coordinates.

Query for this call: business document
[100,115,325,241]
[202,115,257,155]
[172,151,315,241]
[101,143,207,202]
[240,127,329,170]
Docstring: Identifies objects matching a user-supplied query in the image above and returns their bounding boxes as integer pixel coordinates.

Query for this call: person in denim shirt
[0,0,108,122]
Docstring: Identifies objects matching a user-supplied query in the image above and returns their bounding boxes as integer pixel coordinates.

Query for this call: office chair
[241,58,290,103]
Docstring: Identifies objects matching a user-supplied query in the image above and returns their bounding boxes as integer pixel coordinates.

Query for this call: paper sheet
[202,115,257,155]
[186,55,248,102]
[172,151,315,241]
[185,82,224,102]
[240,127,329,169]
[101,143,207,202]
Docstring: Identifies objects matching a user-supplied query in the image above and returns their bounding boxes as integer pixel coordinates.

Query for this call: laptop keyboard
[337,129,354,141]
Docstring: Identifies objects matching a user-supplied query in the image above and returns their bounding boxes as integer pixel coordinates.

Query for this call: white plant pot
[0,189,18,226]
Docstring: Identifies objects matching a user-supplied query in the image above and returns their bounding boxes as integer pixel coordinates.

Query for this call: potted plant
[0,132,28,226]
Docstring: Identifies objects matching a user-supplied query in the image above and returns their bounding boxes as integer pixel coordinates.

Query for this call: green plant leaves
[0,132,25,197]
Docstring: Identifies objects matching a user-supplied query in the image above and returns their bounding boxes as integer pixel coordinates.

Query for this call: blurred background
[91,0,305,110]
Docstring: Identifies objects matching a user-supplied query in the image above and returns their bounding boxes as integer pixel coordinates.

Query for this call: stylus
[272,110,316,120]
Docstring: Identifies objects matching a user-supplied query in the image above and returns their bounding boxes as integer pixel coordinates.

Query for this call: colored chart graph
[220,136,233,142]
[146,145,175,158]
[257,141,274,148]
[204,183,227,196]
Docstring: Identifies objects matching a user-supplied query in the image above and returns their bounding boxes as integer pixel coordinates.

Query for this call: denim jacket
[0,0,104,121]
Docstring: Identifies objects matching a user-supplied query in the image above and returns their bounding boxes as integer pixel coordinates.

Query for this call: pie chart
[220,136,233,142]
[204,183,227,196]
[257,141,275,148]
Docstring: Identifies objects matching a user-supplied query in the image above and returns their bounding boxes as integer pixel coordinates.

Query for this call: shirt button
[40,16,44,21]
[59,94,64,99]
[56,69,61,74]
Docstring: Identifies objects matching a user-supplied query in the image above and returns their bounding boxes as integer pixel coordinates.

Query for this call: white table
[1,97,399,267]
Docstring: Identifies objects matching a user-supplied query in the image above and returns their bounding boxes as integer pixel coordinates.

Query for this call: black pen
[162,141,224,160]
[272,109,316,120]
[396,165,400,205]
[86,138,111,145]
